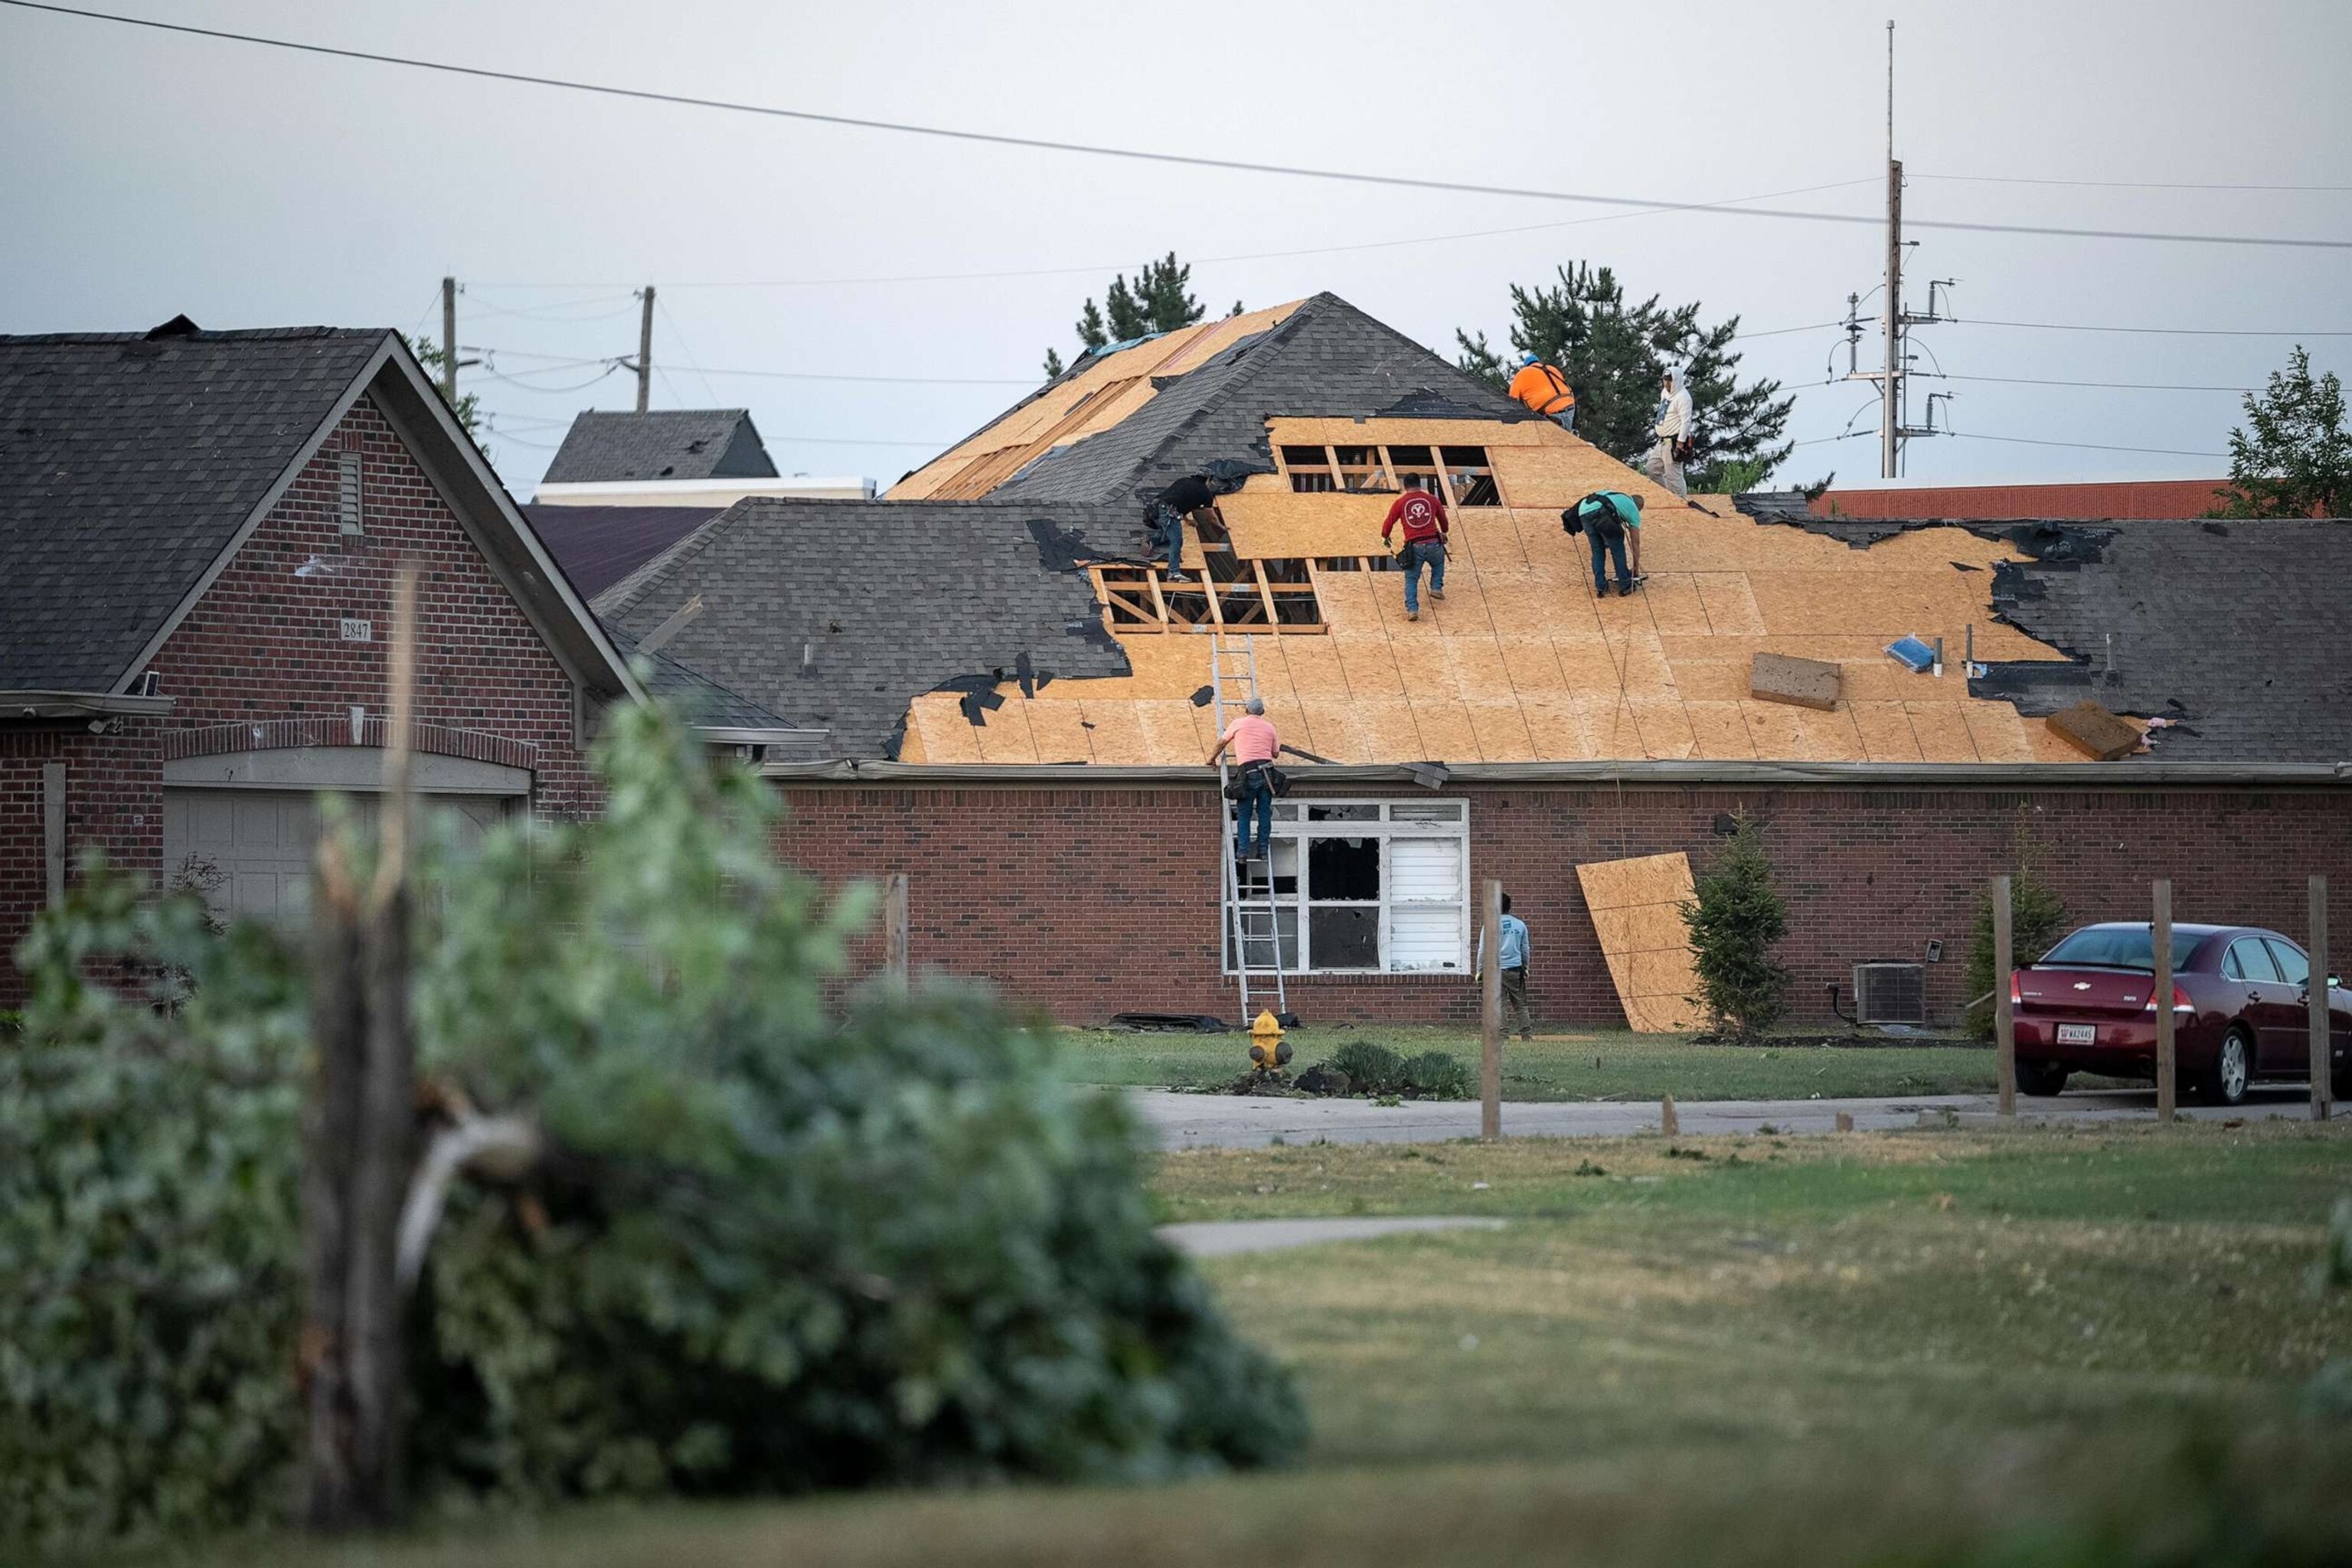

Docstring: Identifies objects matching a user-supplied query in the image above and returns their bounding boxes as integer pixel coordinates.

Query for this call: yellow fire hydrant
[1246,1010,1293,1073]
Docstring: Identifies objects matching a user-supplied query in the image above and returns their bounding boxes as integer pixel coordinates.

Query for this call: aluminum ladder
[1210,633,1287,1024]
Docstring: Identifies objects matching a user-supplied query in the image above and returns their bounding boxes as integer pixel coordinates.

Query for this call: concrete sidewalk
[1157,1217,1505,1257]
[1129,1085,2323,1150]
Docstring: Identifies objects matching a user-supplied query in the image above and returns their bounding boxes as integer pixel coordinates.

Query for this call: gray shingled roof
[1733,500,2352,763]
[523,503,724,598]
[592,498,1135,758]
[988,292,1537,506]
[0,323,387,691]
[602,624,800,732]
[543,409,778,484]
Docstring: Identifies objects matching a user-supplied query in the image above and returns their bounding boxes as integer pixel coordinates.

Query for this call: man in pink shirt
[1206,697,1281,862]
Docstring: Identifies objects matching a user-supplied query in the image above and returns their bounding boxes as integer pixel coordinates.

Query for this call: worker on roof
[1145,472,1235,583]
[1380,479,1449,622]
[1206,696,1281,864]
[1647,368,1694,498]
[1508,351,1578,432]
[1574,490,1641,598]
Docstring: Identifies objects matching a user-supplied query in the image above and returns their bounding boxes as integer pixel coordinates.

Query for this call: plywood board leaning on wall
[1576,851,1704,1034]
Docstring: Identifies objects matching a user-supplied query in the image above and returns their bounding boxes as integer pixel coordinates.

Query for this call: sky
[4,0,2347,495]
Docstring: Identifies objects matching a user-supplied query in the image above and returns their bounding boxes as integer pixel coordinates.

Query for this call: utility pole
[1881,20,1901,481]
[439,276,458,404]
[635,286,655,413]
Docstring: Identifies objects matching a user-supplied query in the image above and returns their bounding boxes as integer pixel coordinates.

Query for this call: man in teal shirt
[1576,490,1642,598]
[1475,893,1536,1040]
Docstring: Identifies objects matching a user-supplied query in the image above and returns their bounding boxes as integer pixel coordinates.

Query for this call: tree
[1964,826,2069,1038]
[403,335,482,439]
[1041,253,1234,381]
[1457,262,1796,492]
[2209,346,2351,518]
[1680,812,1792,1040]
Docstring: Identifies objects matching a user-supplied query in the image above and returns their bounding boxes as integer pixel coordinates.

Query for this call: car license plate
[2056,1024,2096,1046]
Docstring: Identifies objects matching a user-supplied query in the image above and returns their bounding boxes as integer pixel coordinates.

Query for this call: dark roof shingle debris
[592,498,1136,758]
[0,324,388,691]
[542,409,778,484]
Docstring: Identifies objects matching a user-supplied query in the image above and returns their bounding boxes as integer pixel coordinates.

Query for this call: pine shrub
[1680,812,1792,1041]
[1964,831,2070,1037]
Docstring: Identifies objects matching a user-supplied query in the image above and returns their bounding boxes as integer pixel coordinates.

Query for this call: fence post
[2313,875,2333,1123]
[2154,880,2175,1123]
[1993,874,2015,1119]
[885,873,910,988]
[1480,878,1502,1139]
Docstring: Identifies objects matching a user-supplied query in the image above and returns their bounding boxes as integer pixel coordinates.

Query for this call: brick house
[595,293,2352,1031]
[1,318,663,998]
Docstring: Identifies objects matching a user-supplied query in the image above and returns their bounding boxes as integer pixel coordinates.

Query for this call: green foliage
[403,334,484,439]
[1398,1051,1471,1100]
[3,701,1301,1550]
[0,861,308,1550]
[1964,830,2070,1038]
[1455,261,1798,490]
[1327,1040,1404,1095]
[2209,346,2351,519]
[1680,813,1791,1040]
[407,697,1304,1498]
[1044,253,1227,380]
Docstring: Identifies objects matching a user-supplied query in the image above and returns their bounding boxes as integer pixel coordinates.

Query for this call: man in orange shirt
[1206,696,1281,863]
[1508,351,1576,431]
[1380,481,1449,622]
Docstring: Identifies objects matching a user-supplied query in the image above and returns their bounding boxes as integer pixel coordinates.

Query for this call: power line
[1932,372,2254,394]
[1945,431,2228,459]
[1917,172,2352,194]
[477,178,1883,291]
[9,1,2350,252]
[1953,317,2352,338]
[468,345,1037,387]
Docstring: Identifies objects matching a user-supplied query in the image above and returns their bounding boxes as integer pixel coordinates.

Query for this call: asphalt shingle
[591,498,1135,758]
[0,324,387,691]
[542,409,778,484]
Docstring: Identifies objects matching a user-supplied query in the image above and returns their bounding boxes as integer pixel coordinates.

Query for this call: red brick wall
[2,396,593,1004]
[1810,479,2230,521]
[770,781,2352,1030]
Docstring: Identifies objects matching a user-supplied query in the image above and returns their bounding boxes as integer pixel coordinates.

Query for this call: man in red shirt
[1380,482,1449,621]
[1206,697,1282,862]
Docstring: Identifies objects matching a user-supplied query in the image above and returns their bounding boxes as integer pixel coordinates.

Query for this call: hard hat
[1517,351,1539,367]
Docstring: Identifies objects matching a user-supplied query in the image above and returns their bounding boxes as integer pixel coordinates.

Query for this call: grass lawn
[183,1122,2352,1568]
[1055,1024,2027,1102]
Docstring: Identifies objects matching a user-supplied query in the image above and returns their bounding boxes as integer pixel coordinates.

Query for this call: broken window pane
[1306,803,1378,822]
[1226,905,1299,972]
[1308,906,1379,970]
[1308,836,1379,900]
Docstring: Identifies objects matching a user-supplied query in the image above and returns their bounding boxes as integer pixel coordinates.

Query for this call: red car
[2011,922,2352,1105]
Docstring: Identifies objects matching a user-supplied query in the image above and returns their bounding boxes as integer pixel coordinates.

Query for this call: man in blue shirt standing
[1476,893,1536,1040]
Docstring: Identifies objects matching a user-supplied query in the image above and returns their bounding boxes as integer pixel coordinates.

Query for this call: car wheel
[2016,1060,2070,1097]
[2202,1027,2253,1107]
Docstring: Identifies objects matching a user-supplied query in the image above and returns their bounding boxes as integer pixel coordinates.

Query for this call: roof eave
[1,691,177,720]
[756,758,2352,787]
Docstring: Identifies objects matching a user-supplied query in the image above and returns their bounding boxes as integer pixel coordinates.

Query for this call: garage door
[162,789,513,931]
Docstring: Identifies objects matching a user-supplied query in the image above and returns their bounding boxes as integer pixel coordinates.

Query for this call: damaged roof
[0,324,391,691]
[890,292,1534,507]
[591,497,1136,757]
[544,408,779,484]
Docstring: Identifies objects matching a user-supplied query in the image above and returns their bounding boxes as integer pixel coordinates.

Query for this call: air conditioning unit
[1854,962,1927,1027]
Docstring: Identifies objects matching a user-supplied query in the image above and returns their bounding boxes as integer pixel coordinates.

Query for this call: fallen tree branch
[394,1112,541,1296]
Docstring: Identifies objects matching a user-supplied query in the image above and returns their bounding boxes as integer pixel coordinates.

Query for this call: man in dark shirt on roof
[1145,472,1233,583]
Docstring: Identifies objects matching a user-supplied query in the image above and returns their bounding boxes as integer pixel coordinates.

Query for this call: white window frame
[1222,798,1470,976]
